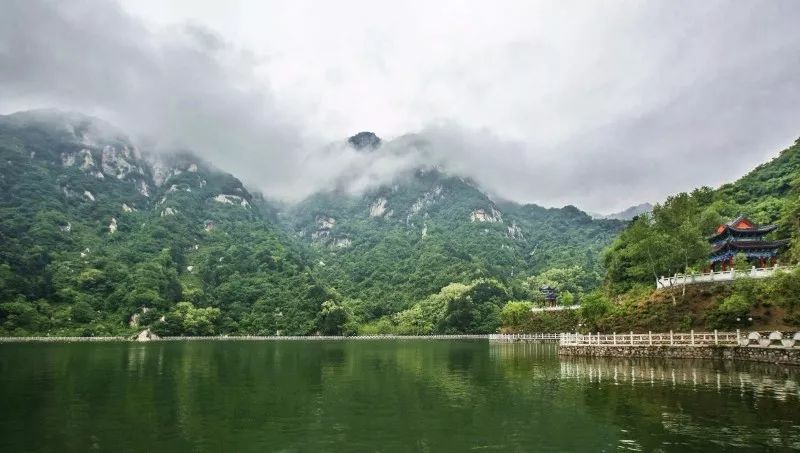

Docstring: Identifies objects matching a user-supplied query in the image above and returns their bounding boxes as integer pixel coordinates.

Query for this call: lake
[0,340,798,452]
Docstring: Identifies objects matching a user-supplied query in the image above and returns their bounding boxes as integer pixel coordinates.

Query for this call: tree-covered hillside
[502,137,800,335]
[4,111,796,337]
[0,114,626,336]
[281,149,625,321]
[604,137,800,293]
[0,110,331,336]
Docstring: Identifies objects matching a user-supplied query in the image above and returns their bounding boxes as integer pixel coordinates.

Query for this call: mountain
[0,110,331,336]
[0,111,625,336]
[593,203,653,220]
[280,134,626,318]
[347,131,382,150]
[3,110,796,337]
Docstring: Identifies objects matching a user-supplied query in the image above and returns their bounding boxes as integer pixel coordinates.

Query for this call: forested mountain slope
[503,137,800,334]
[0,111,625,336]
[0,110,330,336]
[604,136,800,293]
[280,134,625,319]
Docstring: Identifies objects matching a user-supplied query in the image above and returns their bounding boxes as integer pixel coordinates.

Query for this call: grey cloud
[0,0,312,196]
[1,0,799,212]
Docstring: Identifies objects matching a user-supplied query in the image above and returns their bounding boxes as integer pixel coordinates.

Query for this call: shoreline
[0,334,492,343]
[4,334,798,367]
[558,344,800,366]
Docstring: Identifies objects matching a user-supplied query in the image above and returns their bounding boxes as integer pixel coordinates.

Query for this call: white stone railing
[656,265,795,289]
[489,333,561,342]
[530,305,581,313]
[560,330,740,346]
[559,330,800,348]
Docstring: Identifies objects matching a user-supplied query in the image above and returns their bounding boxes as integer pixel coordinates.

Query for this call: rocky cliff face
[0,110,269,260]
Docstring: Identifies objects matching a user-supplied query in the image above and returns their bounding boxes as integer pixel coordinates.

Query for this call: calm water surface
[1,340,798,452]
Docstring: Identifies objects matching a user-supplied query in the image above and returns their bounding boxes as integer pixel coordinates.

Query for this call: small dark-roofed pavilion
[539,285,558,307]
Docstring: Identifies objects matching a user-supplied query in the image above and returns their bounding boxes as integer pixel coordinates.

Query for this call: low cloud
[1,0,799,212]
[0,0,312,195]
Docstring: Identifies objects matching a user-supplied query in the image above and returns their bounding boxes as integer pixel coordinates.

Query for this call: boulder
[134,329,159,342]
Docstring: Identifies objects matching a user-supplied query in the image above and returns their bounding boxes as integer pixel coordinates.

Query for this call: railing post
[630,331,634,346]
[588,331,591,346]
[648,331,652,345]
[736,329,740,345]
[670,330,674,346]
[613,332,616,346]
[714,329,718,345]
[690,330,695,346]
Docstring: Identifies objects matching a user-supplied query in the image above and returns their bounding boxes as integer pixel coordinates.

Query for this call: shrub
[499,301,532,328]
[71,301,96,324]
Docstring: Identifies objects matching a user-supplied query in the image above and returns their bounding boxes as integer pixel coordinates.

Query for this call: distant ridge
[592,202,653,220]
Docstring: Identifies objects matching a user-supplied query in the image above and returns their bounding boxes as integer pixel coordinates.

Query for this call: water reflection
[490,342,800,451]
[1,341,799,452]
[559,356,800,401]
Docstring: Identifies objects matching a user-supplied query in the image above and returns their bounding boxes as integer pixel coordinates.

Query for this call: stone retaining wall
[558,344,800,366]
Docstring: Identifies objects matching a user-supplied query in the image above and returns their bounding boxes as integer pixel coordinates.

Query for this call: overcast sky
[1,0,798,213]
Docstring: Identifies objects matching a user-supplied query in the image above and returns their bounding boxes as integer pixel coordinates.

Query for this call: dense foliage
[505,137,800,334]
[3,111,795,337]
[284,168,624,319]
[0,111,623,336]
[603,138,800,293]
[0,111,331,336]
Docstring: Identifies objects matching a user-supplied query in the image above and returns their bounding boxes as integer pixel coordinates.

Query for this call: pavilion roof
[707,215,777,241]
[710,239,789,254]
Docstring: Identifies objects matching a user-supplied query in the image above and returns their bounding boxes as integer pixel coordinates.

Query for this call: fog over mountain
[1,0,799,212]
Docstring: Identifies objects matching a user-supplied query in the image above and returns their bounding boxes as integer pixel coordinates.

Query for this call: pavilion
[708,215,788,271]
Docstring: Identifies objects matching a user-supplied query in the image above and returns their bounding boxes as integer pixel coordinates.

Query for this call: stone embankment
[558,345,800,366]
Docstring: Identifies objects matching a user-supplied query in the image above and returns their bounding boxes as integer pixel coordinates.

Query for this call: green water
[1,341,798,452]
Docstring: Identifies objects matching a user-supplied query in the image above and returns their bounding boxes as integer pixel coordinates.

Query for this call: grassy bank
[503,276,800,333]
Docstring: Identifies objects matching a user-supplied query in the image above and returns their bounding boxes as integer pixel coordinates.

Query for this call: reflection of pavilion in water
[559,357,800,401]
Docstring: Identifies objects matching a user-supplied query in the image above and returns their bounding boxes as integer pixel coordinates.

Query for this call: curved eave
[710,239,789,255]
[706,224,777,241]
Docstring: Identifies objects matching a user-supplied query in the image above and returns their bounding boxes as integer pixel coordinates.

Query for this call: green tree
[317,300,350,335]
[499,301,532,328]
[71,301,96,324]
[579,292,611,331]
